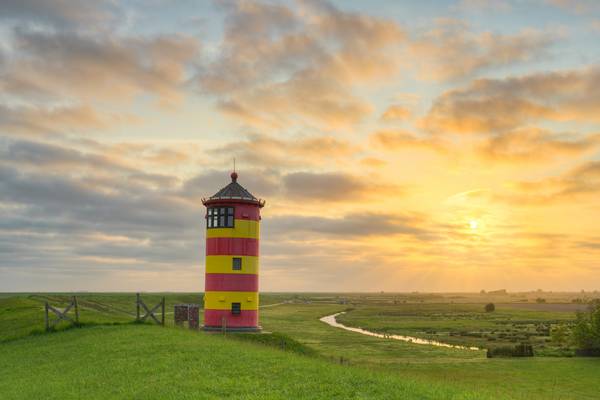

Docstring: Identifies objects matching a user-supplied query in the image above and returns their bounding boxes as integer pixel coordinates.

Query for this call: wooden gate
[45,296,79,331]
[136,293,165,326]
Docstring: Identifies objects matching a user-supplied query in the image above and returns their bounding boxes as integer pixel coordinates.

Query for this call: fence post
[45,302,49,332]
[73,296,79,326]
[136,293,140,322]
[221,316,227,335]
[161,297,165,326]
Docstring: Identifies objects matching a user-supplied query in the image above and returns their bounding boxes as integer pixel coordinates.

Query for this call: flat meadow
[1,291,599,399]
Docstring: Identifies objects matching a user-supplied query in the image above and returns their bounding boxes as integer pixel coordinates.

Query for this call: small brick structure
[174,304,200,329]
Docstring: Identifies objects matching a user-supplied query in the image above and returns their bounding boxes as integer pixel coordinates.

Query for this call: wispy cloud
[409,19,556,81]
[198,0,405,130]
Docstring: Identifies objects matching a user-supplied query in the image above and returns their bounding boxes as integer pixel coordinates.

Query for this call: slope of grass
[0,324,479,400]
[260,304,600,399]
[3,293,599,399]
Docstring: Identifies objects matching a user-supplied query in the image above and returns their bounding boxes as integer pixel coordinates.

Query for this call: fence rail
[45,296,79,331]
[136,293,165,326]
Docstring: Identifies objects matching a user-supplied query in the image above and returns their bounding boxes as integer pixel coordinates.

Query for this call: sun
[469,220,479,230]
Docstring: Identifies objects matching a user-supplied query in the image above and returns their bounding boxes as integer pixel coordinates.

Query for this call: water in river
[320,312,481,351]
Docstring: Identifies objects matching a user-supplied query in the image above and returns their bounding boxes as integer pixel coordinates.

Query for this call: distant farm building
[202,172,264,331]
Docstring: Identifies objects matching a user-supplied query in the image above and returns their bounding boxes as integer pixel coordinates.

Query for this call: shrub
[487,343,534,358]
[572,301,600,356]
[484,303,495,313]
[550,324,569,346]
[575,348,600,357]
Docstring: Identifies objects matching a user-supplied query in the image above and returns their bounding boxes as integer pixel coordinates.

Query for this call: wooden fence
[45,296,79,332]
[44,294,166,331]
[136,293,165,326]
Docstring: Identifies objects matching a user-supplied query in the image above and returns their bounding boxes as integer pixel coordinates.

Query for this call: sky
[1,0,599,292]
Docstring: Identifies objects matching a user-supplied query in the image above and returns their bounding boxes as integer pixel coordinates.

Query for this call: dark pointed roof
[202,172,265,207]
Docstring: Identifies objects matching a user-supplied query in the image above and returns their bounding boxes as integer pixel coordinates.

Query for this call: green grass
[2,292,600,399]
[334,303,577,355]
[259,303,600,399]
[0,324,478,400]
[0,292,289,342]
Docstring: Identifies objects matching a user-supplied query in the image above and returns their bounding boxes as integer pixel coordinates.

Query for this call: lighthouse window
[232,257,242,270]
[207,207,234,228]
[231,302,241,315]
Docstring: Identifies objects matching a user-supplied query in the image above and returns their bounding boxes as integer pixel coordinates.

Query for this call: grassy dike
[2,293,599,399]
[0,324,481,400]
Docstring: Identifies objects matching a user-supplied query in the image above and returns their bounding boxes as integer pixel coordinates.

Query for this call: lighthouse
[202,171,264,331]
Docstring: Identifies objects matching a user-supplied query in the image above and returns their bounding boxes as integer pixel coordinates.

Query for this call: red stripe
[205,274,259,292]
[204,309,258,328]
[206,237,259,256]
[233,204,261,221]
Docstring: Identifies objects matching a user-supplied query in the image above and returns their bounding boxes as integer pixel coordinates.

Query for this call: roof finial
[231,157,238,182]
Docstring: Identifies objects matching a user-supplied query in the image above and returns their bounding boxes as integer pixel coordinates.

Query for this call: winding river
[320,312,481,351]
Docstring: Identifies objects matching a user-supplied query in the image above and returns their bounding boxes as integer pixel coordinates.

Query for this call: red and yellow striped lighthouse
[202,171,264,331]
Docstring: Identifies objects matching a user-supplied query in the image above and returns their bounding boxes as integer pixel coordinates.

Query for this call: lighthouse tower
[202,171,264,331]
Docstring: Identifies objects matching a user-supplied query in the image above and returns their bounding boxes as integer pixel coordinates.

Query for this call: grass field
[1,292,599,399]
[334,303,579,355]
[0,293,288,342]
[0,324,475,400]
[259,302,600,399]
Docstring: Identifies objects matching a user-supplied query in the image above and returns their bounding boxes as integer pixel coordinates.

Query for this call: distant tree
[572,300,600,354]
[536,298,546,303]
[550,324,569,346]
[485,303,495,313]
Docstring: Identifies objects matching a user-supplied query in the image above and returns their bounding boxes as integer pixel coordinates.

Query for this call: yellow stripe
[206,255,259,274]
[206,219,259,239]
[204,291,259,310]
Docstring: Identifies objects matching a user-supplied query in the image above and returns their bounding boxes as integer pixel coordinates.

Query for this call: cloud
[1,137,126,170]
[282,171,401,202]
[409,19,555,81]
[359,157,387,168]
[576,239,600,250]
[210,133,360,168]
[380,104,411,122]
[265,212,435,239]
[1,29,199,107]
[198,0,405,130]
[422,66,600,134]
[0,142,204,281]
[0,138,183,190]
[545,0,600,13]
[370,129,444,152]
[560,161,600,197]
[0,27,199,137]
[0,138,415,292]
[0,0,119,31]
[0,104,134,136]
[497,161,600,204]
[183,168,280,200]
[480,128,600,162]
